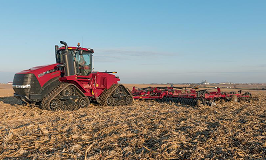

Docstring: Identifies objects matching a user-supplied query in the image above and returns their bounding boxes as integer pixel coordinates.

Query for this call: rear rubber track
[99,84,133,106]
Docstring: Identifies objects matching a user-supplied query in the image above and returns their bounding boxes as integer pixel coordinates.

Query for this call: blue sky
[0,0,265,83]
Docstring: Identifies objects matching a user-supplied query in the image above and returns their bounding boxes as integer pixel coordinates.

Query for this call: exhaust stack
[60,41,76,76]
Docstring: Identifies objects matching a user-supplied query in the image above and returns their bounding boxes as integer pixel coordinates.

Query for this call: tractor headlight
[12,84,31,88]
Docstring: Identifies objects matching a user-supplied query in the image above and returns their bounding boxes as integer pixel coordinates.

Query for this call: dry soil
[0,84,265,159]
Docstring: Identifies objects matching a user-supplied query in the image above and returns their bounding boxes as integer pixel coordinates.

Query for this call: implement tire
[231,95,238,102]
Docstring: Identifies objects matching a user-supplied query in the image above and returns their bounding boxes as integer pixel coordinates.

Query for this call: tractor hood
[15,63,61,87]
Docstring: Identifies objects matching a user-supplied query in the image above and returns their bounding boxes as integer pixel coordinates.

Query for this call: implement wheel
[231,95,238,102]
[196,99,201,107]
[220,99,225,104]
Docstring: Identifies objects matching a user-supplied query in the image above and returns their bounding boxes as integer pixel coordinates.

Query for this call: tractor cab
[55,41,94,76]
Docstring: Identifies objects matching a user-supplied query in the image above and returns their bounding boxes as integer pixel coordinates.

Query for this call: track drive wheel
[61,86,75,96]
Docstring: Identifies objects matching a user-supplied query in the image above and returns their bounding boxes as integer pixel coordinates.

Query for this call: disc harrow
[132,86,258,106]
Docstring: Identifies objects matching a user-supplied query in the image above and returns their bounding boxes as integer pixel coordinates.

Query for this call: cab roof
[59,46,94,53]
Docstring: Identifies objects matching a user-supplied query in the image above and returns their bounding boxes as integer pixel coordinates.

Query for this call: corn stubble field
[0,84,266,159]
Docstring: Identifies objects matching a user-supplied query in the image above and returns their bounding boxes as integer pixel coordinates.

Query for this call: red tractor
[12,41,133,110]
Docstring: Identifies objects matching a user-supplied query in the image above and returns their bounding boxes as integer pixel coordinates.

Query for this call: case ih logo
[38,69,57,78]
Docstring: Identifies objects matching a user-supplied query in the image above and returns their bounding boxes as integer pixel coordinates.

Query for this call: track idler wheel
[78,97,90,108]
[49,98,62,111]
[125,95,133,105]
[107,97,115,106]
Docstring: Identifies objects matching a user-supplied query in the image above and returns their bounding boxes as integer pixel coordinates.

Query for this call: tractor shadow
[0,96,23,106]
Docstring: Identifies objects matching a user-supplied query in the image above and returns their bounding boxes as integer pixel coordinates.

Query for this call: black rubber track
[98,84,133,106]
[41,83,89,110]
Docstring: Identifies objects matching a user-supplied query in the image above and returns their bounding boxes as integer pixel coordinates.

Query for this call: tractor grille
[13,74,41,97]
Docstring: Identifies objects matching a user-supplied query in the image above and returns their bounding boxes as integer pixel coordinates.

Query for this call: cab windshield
[75,53,92,76]
[56,50,92,76]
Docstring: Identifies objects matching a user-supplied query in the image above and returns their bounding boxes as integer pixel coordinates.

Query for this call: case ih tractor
[12,41,133,110]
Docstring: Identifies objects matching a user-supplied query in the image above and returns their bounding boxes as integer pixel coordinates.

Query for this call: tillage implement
[13,41,133,110]
[132,86,258,106]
